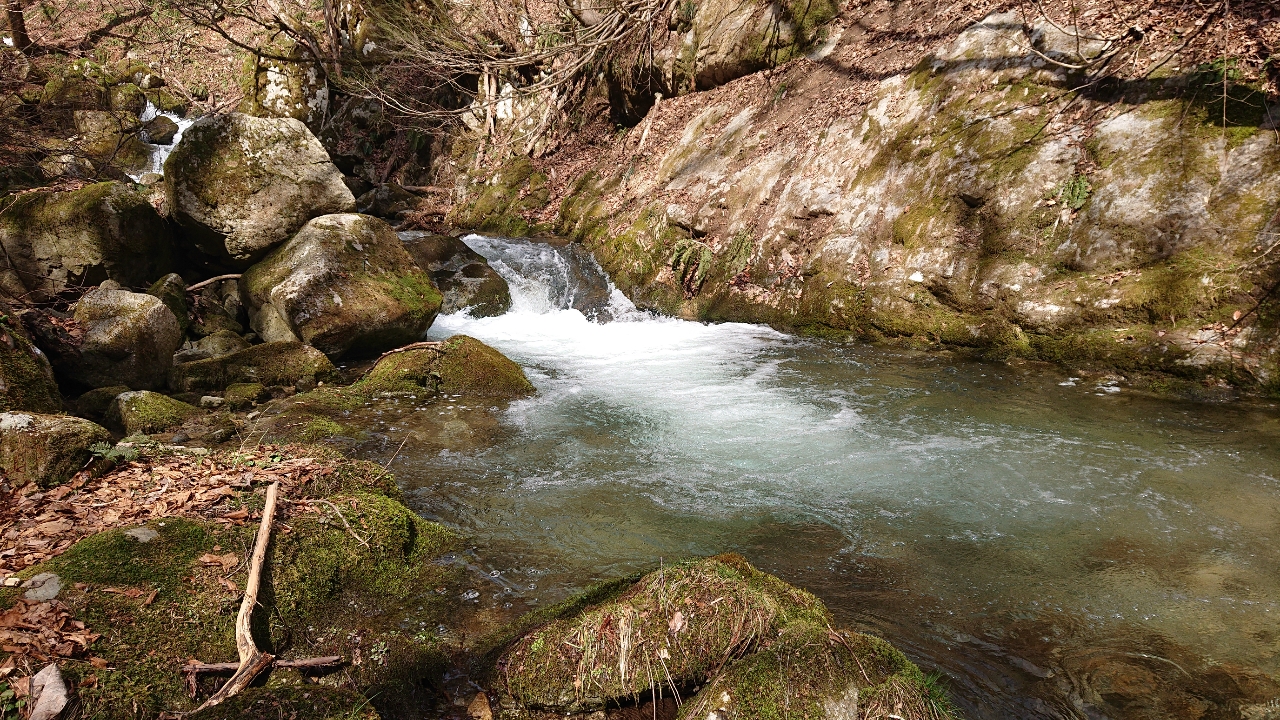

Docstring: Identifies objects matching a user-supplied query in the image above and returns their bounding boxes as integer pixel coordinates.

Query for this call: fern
[1057,174,1092,211]
[90,441,139,464]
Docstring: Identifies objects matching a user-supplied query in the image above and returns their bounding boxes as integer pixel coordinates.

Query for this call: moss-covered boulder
[72,110,151,175]
[241,213,442,359]
[188,278,246,337]
[146,272,189,334]
[72,385,130,421]
[0,320,60,413]
[222,381,267,410]
[495,554,952,717]
[399,232,512,317]
[239,33,329,132]
[105,390,199,435]
[0,182,174,301]
[0,411,111,487]
[66,284,183,391]
[164,113,355,267]
[354,335,533,399]
[168,340,337,393]
[3,449,464,719]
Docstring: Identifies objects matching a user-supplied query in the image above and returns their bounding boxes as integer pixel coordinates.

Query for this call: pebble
[22,572,62,601]
[125,527,159,543]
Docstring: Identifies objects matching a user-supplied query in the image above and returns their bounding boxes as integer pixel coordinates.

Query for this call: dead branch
[193,482,280,712]
[182,656,343,698]
[186,274,242,292]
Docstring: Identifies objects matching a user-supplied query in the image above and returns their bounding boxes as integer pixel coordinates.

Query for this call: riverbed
[365,234,1280,719]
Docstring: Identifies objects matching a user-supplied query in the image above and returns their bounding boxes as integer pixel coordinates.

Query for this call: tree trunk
[3,0,31,52]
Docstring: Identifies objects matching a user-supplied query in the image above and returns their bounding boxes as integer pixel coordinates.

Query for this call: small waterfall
[128,99,196,180]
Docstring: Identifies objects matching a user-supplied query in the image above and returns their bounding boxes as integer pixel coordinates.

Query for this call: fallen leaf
[89,657,109,668]
[668,611,686,634]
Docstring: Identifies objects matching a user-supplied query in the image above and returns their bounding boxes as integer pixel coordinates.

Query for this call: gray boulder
[0,411,111,488]
[399,232,511,317]
[168,341,336,393]
[67,284,183,390]
[241,213,442,359]
[164,113,355,267]
[0,182,174,302]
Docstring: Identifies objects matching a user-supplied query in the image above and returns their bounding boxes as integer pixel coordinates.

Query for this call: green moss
[434,335,535,397]
[497,553,831,712]
[108,391,199,435]
[194,685,379,720]
[224,382,267,410]
[0,324,60,413]
[301,416,347,441]
[452,157,553,236]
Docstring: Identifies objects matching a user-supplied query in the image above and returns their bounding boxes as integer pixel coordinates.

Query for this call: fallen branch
[306,498,369,548]
[193,482,280,712]
[186,274,243,293]
[182,656,343,698]
[372,340,445,362]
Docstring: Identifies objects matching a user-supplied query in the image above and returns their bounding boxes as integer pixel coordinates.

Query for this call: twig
[372,340,445,363]
[193,482,280,712]
[307,498,369,548]
[182,657,342,698]
[186,274,243,293]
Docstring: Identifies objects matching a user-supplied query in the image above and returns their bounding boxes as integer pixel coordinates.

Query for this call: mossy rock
[399,233,512,317]
[106,390,199,435]
[147,272,190,334]
[0,182,175,301]
[143,88,185,116]
[239,32,329,131]
[450,157,551,236]
[241,213,442,359]
[496,553,832,712]
[168,341,338,393]
[678,622,956,720]
[68,285,183,392]
[432,335,534,397]
[72,110,151,175]
[223,381,267,410]
[0,411,111,487]
[73,385,131,421]
[107,83,146,115]
[3,448,465,719]
[0,322,60,413]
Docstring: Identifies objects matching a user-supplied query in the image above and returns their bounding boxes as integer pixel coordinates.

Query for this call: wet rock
[165,113,355,267]
[355,182,419,218]
[0,182,175,302]
[168,340,337,393]
[147,272,189,334]
[241,213,441,359]
[67,284,183,391]
[0,319,61,413]
[173,329,251,364]
[399,232,511,317]
[0,411,111,488]
[495,554,946,715]
[106,390,199,435]
[143,115,178,144]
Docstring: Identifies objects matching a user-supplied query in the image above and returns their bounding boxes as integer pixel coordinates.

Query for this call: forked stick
[194,482,280,712]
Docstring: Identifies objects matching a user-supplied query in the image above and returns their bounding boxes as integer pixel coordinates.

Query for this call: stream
[363,234,1280,719]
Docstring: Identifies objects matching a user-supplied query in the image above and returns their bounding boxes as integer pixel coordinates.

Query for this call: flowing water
[371,234,1280,718]
[128,99,195,179]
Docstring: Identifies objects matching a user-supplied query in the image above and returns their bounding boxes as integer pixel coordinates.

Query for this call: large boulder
[0,182,174,301]
[359,335,533,398]
[164,113,355,267]
[241,214,442,359]
[399,232,511,317]
[0,318,61,413]
[168,341,336,393]
[0,411,111,488]
[72,110,151,175]
[66,284,183,390]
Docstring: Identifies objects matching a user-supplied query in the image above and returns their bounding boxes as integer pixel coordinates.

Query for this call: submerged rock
[106,390,199,435]
[241,213,442,359]
[399,232,512,317]
[0,182,174,301]
[67,284,183,391]
[168,340,336,393]
[495,554,951,717]
[164,113,355,267]
[0,320,61,413]
[0,411,111,487]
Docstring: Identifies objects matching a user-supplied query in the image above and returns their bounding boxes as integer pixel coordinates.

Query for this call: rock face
[67,284,183,391]
[0,321,61,413]
[496,554,948,716]
[241,214,442,359]
[106,390,199,435]
[0,411,111,487]
[168,341,336,393]
[0,182,174,301]
[239,34,329,132]
[539,12,1280,390]
[398,233,511,317]
[164,113,355,267]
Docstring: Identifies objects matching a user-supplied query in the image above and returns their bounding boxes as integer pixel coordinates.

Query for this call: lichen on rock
[67,284,183,391]
[164,113,355,267]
